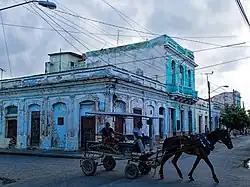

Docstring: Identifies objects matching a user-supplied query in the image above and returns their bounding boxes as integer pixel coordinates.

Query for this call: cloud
[0,0,249,106]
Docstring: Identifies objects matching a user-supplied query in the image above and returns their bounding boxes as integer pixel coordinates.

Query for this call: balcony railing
[167,85,198,98]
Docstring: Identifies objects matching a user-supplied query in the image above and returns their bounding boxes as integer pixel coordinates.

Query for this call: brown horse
[159,129,233,183]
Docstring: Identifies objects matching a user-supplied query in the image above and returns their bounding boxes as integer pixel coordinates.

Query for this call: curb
[0,151,84,159]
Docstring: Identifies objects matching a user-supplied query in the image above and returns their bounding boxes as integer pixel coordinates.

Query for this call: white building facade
[195,98,221,133]
[0,65,178,150]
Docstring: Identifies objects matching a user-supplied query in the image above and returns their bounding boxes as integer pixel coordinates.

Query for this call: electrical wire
[235,0,250,31]
[24,2,83,55]
[0,12,12,77]
[48,2,168,73]
[31,2,112,65]
[11,1,250,78]
[55,10,250,47]
[0,22,244,39]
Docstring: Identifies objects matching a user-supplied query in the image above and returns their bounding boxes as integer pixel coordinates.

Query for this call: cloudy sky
[0,0,250,107]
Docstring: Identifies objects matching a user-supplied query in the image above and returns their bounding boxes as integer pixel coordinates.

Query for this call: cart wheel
[81,159,97,176]
[125,163,139,179]
[103,156,116,171]
[138,162,151,175]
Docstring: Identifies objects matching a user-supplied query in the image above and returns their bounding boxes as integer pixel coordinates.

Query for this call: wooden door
[31,111,40,146]
[81,116,95,148]
[115,117,124,134]
[7,119,17,139]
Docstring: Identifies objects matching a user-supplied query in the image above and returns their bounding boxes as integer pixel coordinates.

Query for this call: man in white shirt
[133,121,154,154]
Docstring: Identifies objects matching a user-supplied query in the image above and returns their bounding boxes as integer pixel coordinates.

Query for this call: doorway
[6,119,17,139]
[198,116,202,133]
[188,110,192,135]
[169,108,175,136]
[30,111,40,146]
[81,116,96,148]
[115,117,124,134]
[180,110,184,132]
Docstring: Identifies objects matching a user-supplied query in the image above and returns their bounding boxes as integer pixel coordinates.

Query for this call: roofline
[48,52,83,59]
[86,34,194,58]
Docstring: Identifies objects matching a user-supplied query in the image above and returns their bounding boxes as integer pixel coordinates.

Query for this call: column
[154,109,160,140]
[192,106,196,133]
[42,97,50,149]
[183,107,188,133]
[17,99,25,149]
[164,108,169,137]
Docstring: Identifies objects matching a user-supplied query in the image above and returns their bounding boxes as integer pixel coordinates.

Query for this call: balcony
[167,85,198,98]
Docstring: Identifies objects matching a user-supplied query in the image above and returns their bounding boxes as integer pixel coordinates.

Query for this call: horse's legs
[188,156,201,181]
[203,156,219,183]
[159,153,173,179]
[171,152,183,179]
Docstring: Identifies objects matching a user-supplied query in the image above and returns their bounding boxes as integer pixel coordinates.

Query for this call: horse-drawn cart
[79,112,162,179]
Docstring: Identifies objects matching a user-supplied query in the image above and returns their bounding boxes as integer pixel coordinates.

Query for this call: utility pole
[205,71,214,131]
[115,29,122,65]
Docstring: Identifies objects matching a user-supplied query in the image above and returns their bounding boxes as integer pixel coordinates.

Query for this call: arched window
[188,69,191,87]
[171,60,176,85]
[180,65,184,86]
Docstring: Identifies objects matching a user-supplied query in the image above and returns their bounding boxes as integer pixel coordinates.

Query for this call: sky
[0,0,250,108]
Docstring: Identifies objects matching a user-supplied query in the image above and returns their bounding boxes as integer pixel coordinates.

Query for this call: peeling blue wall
[52,103,67,148]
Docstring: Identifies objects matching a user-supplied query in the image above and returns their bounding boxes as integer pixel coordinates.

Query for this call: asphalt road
[1,136,250,187]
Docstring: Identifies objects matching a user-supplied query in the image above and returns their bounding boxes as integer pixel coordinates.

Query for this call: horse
[159,128,233,183]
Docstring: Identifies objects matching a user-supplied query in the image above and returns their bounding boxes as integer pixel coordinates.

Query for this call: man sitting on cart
[101,122,122,145]
[133,121,154,155]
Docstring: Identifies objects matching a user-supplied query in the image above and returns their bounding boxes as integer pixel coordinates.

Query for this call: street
[1,136,250,187]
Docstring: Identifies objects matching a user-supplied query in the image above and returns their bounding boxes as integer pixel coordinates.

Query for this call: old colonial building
[0,35,199,150]
[0,65,174,150]
[46,35,199,136]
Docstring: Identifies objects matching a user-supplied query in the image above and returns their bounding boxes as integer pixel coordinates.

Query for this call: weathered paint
[52,102,67,148]
[79,101,95,116]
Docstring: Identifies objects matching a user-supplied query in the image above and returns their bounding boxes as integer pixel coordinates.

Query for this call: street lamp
[0,1,57,11]
[211,85,229,94]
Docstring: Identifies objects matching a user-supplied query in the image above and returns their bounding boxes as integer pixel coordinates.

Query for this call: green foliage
[220,105,250,131]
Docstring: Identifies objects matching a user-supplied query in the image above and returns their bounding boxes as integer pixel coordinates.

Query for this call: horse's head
[213,128,233,149]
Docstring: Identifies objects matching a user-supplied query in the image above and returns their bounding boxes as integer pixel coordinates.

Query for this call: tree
[219,105,250,132]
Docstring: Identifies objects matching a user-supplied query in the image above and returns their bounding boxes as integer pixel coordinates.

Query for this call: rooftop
[86,35,196,64]
[48,52,83,59]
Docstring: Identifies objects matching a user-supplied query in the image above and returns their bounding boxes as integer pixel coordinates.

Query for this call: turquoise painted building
[84,35,199,136]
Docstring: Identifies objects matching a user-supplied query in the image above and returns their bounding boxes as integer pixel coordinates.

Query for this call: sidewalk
[0,148,85,159]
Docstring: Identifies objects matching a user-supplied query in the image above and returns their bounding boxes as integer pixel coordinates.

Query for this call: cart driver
[133,121,154,154]
[101,122,122,144]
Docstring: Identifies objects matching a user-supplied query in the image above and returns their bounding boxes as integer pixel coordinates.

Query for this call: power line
[235,0,250,31]
[55,9,248,48]
[25,2,83,55]
[0,22,244,39]
[195,56,250,70]
[51,1,167,73]
[100,0,164,64]
[0,12,12,77]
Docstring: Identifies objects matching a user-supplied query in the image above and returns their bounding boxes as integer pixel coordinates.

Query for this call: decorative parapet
[0,65,166,93]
